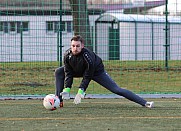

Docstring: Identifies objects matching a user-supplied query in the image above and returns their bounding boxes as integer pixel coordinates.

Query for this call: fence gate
[108,27,120,60]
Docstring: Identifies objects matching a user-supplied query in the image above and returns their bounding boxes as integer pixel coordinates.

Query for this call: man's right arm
[64,52,73,88]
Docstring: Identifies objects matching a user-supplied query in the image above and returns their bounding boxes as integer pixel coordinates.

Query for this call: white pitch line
[0,116,181,121]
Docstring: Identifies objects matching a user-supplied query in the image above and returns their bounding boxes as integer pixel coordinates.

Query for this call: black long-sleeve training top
[63,47,104,90]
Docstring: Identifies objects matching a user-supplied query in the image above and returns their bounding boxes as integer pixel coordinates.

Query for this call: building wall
[96,23,111,60]
[96,16,181,60]
[169,24,181,60]
[119,22,136,60]
[0,15,99,62]
[1,14,181,62]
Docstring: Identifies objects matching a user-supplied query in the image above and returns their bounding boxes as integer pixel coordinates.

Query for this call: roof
[0,0,165,11]
[96,12,181,23]
[0,0,166,16]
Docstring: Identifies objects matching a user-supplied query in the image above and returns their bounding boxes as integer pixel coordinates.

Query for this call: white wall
[152,23,165,60]
[136,23,153,60]
[96,17,181,61]
[0,15,99,62]
[119,22,135,60]
[170,24,181,60]
[96,23,111,60]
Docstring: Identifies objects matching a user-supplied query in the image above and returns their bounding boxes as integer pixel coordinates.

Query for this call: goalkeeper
[55,35,154,108]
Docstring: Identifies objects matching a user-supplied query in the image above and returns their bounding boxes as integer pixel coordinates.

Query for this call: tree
[69,0,93,50]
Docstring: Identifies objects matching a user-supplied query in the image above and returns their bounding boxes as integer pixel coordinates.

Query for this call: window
[4,22,8,33]
[17,21,29,33]
[22,22,29,31]
[0,21,29,34]
[60,21,66,32]
[54,22,59,33]
[10,22,16,32]
[17,22,21,33]
[67,21,72,33]
[53,21,66,33]
[46,21,54,32]
[46,21,72,33]
[0,22,3,32]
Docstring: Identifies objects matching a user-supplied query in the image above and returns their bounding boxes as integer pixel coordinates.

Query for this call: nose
[74,46,77,50]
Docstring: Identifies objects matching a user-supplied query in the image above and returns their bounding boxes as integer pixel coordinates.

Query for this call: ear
[81,43,84,48]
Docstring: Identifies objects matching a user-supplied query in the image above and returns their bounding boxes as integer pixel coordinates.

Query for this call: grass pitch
[0,98,181,131]
[1,61,181,95]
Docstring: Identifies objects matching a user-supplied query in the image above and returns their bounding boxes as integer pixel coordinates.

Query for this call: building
[0,0,166,62]
[95,12,181,60]
[146,0,181,15]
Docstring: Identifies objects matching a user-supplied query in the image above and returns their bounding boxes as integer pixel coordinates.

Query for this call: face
[71,40,84,55]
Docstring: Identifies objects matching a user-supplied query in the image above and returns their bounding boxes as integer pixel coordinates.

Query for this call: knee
[54,68,59,76]
[54,67,64,78]
[113,88,121,94]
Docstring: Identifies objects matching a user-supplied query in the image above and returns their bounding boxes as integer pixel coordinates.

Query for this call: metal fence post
[20,23,23,62]
[164,0,169,71]
[59,0,63,66]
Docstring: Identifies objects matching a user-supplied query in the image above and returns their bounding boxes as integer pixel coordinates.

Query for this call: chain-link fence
[0,0,181,96]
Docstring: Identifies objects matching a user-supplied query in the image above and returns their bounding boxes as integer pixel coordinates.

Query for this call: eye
[72,45,80,48]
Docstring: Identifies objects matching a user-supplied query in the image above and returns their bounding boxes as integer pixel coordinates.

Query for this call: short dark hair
[71,35,84,43]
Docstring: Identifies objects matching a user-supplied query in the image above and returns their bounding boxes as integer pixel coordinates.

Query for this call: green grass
[0,60,181,95]
[0,98,181,131]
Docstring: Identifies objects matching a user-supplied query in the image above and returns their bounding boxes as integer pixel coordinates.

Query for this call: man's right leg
[54,66,65,106]
[92,72,149,107]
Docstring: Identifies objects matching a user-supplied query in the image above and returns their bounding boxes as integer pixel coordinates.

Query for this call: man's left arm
[79,52,95,91]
